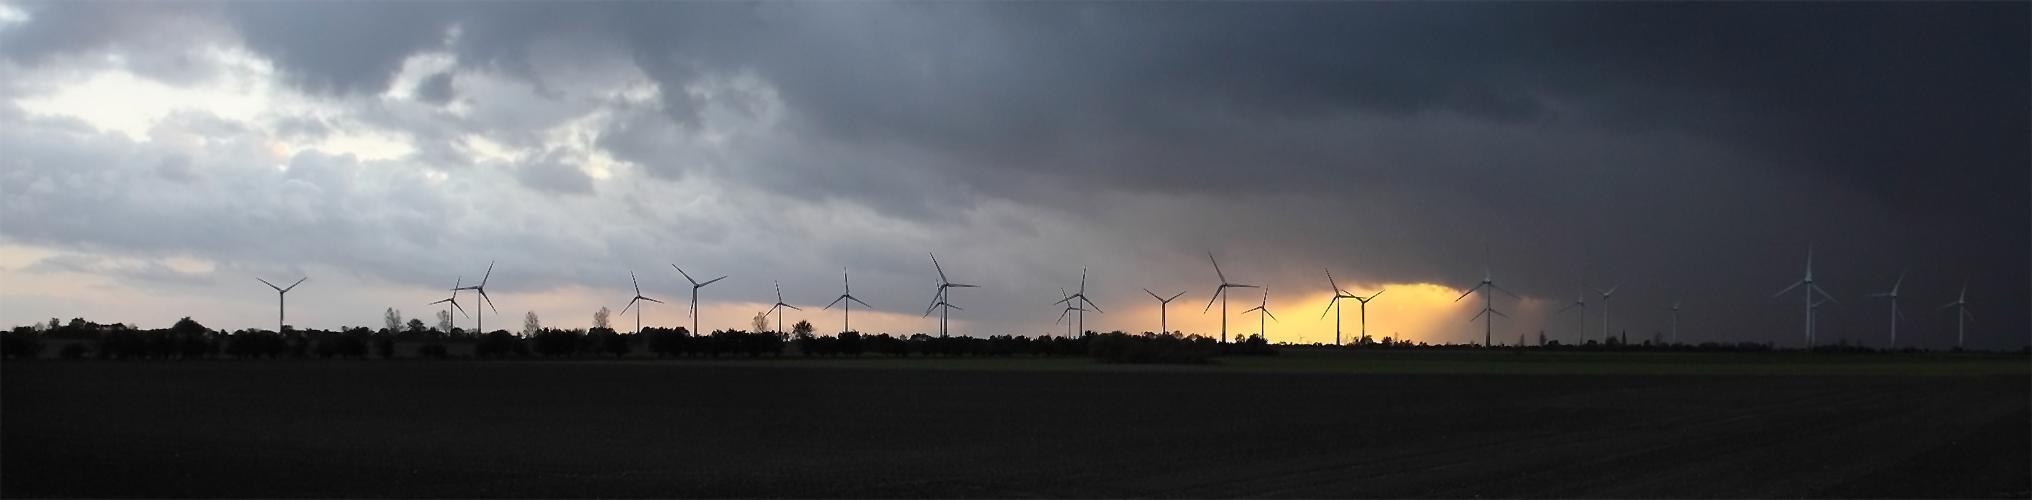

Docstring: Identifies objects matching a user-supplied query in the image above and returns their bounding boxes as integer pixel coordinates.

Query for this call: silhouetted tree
[435,310,454,334]
[385,308,402,338]
[533,328,583,357]
[838,330,862,356]
[645,327,689,357]
[523,311,541,337]
[1,326,42,359]
[593,307,611,331]
[603,330,631,357]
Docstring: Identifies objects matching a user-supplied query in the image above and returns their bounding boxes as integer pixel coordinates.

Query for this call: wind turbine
[1556,286,1588,345]
[1863,271,1906,348]
[1773,246,1836,348]
[1052,268,1103,337]
[1590,282,1622,344]
[1202,252,1259,343]
[672,264,727,335]
[453,261,500,335]
[428,277,471,334]
[255,276,306,334]
[1658,299,1683,345]
[1934,280,1975,349]
[1241,287,1278,341]
[1144,288,1186,335]
[925,253,978,337]
[1320,269,1358,345]
[618,272,663,335]
[1055,288,1088,338]
[764,280,801,334]
[823,268,873,334]
[1349,289,1384,344]
[1455,247,1518,347]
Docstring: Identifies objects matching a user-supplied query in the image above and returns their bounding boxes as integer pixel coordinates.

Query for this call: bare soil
[3,359,2025,498]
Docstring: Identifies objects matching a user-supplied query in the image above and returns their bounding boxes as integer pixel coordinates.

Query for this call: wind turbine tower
[924,253,978,337]
[823,268,873,334]
[765,280,801,334]
[1772,246,1836,348]
[1349,289,1384,344]
[672,264,727,335]
[454,261,500,335]
[1863,272,1905,348]
[1659,299,1683,345]
[1454,248,1518,347]
[1556,286,1588,345]
[1053,268,1103,337]
[1144,288,1186,335]
[256,276,307,334]
[618,272,664,335]
[1935,280,1975,349]
[1320,269,1357,345]
[1202,253,1259,343]
[1590,282,1622,344]
[428,277,471,334]
[1241,288,1278,341]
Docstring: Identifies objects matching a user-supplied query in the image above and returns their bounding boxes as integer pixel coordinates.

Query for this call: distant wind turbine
[823,268,873,334]
[1055,288,1088,338]
[1934,280,1975,349]
[1455,246,1518,347]
[924,253,978,337]
[1052,268,1102,338]
[1556,286,1588,345]
[672,263,727,335]
[453,261,500,335]
[1203,253,1259,343]
[1658,299,1683,345]
[1241,287,1278,341]
[429,277,471,333]
[618,272,664,335]
[1863,271,1906,348]
[1590,282,1622,344]
[1320,269,1357,345]
[255,276,306,334]
[765,280,801,334]
[1773,246,1836,348]
[1348,289,1383,344]
[1144,288,1186,336]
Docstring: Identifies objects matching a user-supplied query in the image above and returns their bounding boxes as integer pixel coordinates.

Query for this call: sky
[0,2,2025,349]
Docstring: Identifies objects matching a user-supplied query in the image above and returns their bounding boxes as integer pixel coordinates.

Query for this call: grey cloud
[415,72,456,106]
[514,153,593,196]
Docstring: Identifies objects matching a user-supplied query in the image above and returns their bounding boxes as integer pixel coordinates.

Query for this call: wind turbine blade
[480,261,494,287]
[621,298,639,315]
[785,304,802,311]
[826,296,847,310]
[1934,301,1957,311]
[1080,297,1102,313]
[1470,309,1488,322]
[766,304,781,315]
[1167,291,1186,302]
[671,264,697,285]
[1146,288,1162,301]
[1605,283,1621,295]
[257,277,282,292]
[1324,268,1340,292]
[1455,287,1478,302]
[1204,288,1223,313]
[1264,310,1278,322]
[1963,308,1976,323]
[1814,286,1837,303]
[1492,284,1520,299]
[950,283,979,288]
[1321,297,1340,319]
[1891,271,1905,295]
[1558,303,1582,314]
[631,272,643,295]
[451,301,469,317]
[1232,284,1259,289]
[930,253,948,283]
[1489,309,1508,318]
[1365,289,1384,301]
[428,298,452,306]
[1057,308,1071,324]
[1773,280,1804,299]
[849,296,872,308]
[642,297,663,304]
[946,303,963,311]
[1208,252,1226,283]
[480,290,498,313]
[1243,306,1265,314]
[284,277,307,292]
[702,276,727,287]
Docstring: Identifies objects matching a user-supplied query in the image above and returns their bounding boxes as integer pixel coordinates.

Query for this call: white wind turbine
[1203,252,1259,343]
[1455,247,1518,347]
[1556,286,1587,345]
[1773,246,1836,348]
[1935,280,1975,349]
[672,264,727,335]
[428,277,471,334]
[1590,282,1623,343]
[924,253,978,337]
[765,280,801,334]
[1241,288,1278,342]
[453,261,500,335]
[1052,268,1103,338]
[1055,288,1088,338]
[1863,271,1906,348]
[255,276,306,334]
[1320,269,1357,346]
[1144,288,1187,336]
[618,272,664,335]
[823,268,873,334]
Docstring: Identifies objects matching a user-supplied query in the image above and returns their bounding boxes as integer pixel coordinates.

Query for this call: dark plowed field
[4,360,2026,498]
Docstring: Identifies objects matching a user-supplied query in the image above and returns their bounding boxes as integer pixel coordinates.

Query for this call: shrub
[1089,332,1222,364]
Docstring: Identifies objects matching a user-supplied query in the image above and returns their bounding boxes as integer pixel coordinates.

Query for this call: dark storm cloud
[4,2,2023,346]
